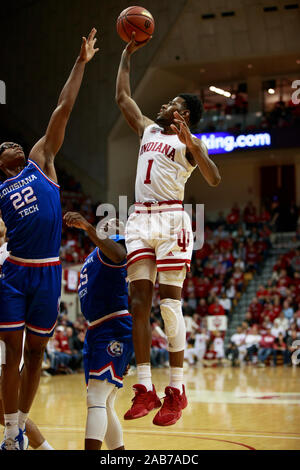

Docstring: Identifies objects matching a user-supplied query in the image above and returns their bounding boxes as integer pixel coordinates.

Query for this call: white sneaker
[1,429,29,450]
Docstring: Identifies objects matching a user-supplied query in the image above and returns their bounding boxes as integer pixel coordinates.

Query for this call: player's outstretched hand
[79,27,100,63]
[171,111,194,149]
[64,211,90,230]
[125,31,152,55]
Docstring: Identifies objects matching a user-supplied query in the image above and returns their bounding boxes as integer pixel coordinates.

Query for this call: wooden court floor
[28,366,300,450]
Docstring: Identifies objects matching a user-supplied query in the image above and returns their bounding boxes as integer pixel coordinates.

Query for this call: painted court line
[124,429,300,441]
[38,425,300,440]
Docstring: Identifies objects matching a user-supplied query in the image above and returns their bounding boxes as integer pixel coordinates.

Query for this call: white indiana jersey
[194,333,209,350]
[0,242,9,265]
[135,124,196,202]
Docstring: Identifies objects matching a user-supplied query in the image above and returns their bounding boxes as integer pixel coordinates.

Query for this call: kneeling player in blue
[64,212,133,451]
[0,30,99,450]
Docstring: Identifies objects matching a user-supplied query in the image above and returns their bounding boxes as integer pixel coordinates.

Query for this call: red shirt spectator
[204,350,217,360]
[272,305,281,318]
[260,332,276,349]
[203,263,215,278]
[246,246,259,265]
[262,304,278,323]
[254,240,267,254]
[243,202,257,223]
[259,209,271,223]
[256,286,269,299]
[218,238,233,251]
[277,273,292,288]
[249,298,263,322]
[197,302,208,317]
[194,278,211,298]
[227,211,239,225]
[55,329,72,354]
[208,301,225,316]
[232,268,244,287]
[195,242,212,260]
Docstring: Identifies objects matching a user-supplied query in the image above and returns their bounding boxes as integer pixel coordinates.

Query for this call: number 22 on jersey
[10,186,37,210]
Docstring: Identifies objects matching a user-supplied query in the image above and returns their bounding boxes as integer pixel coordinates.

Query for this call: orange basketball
[117,6,155,43]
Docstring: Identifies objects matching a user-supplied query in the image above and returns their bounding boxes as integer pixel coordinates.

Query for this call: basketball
[117,6,155,43]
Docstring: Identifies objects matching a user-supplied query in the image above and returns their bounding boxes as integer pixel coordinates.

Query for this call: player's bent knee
[87,379,115,408]
[130,296,150,319]
[159,266,187,288]
[24,345,46,365]
[160,298,186,353]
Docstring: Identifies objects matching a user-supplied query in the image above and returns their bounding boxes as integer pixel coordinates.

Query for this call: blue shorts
[83,319,133,389]
[0,258,62,337]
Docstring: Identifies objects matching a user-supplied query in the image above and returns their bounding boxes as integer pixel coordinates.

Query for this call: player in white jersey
[116,33,221,426]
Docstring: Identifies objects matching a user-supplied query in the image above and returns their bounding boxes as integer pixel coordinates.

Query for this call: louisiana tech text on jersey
[0,174,37,199]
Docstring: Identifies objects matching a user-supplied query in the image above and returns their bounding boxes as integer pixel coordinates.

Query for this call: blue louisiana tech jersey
[79,236,131,332]
[0,159,62,259]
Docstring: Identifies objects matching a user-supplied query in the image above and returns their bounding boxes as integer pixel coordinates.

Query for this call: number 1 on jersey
[144,159,154,184]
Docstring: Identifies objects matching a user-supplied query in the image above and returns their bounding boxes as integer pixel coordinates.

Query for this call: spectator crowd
[201,97,300,134]
[42,303,87,376]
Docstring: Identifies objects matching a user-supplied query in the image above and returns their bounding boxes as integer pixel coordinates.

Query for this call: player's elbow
[55,102,72,121]
[115,91,128,108]
[115,92,123,105]
[209,174,221,187]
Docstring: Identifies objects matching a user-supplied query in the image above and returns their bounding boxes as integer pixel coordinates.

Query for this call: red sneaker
[153,385,188,426]
[124,384,161,420]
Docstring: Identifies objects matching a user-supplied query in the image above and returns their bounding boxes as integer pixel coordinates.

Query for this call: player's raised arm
[116,32,153,138]
[64,212,126,264]
[171,111,221,187]
[29,28,99,181]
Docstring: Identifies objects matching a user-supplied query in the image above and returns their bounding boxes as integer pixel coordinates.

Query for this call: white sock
[169,367,183,393]
[137,363,152,391]
[36,440,54,450]
[4,413,19,440]
[18,410,29,432]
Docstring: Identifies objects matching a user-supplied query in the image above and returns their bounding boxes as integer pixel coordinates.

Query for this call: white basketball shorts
[126,201,193,278]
